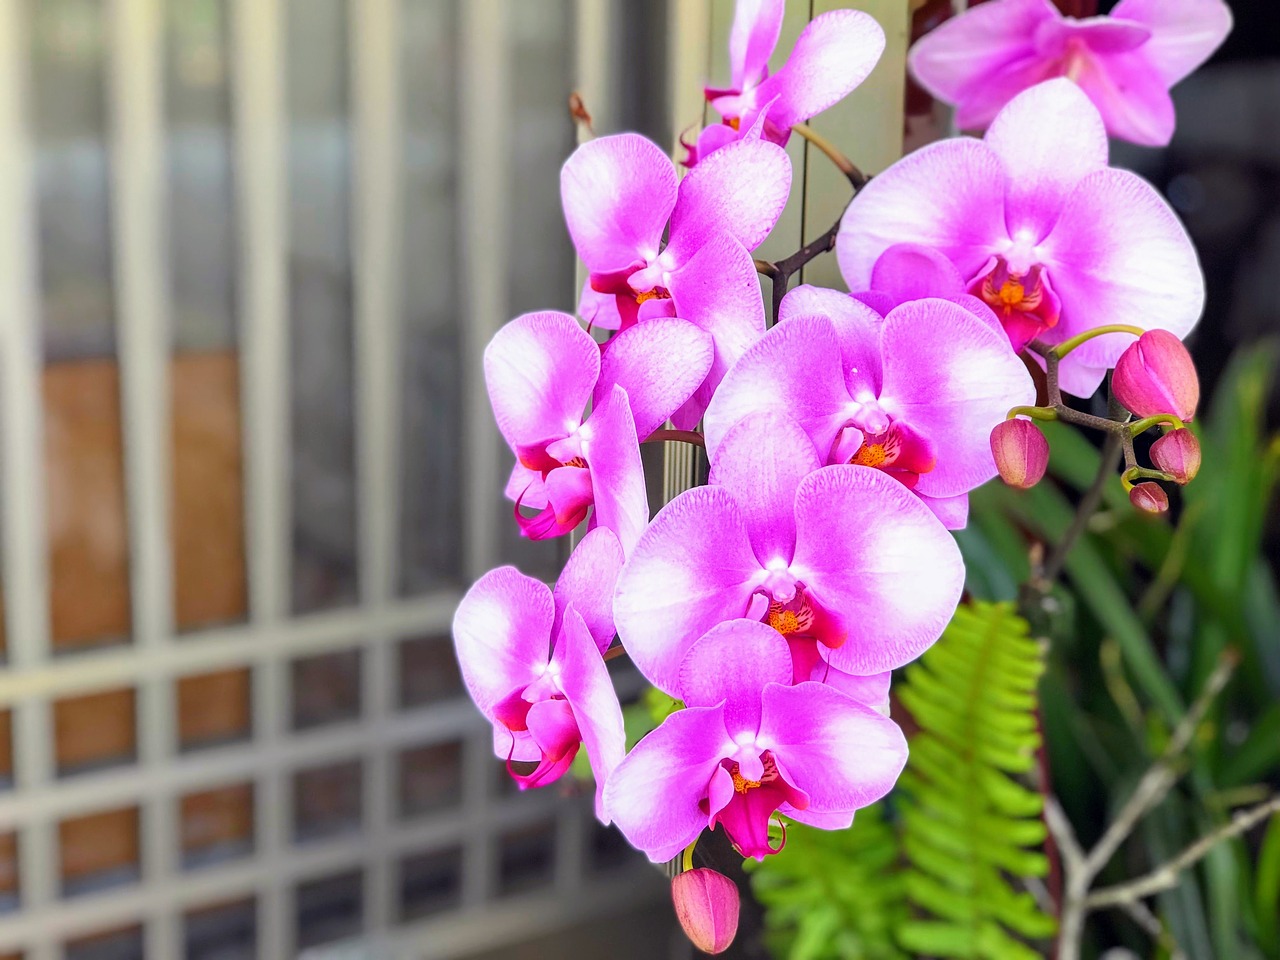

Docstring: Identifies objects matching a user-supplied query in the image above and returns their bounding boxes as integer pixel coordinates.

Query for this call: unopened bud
[1149,430,1201,485]
[1112,330,1199,422]
[990,418,1050,489]
[671,868,739,955]
[1129,481,1169,514]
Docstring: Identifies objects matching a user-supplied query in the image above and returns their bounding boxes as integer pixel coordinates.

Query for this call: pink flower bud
[671,868,740,955]
[1149,430,1201,485]
[1112,330,1199,422]
[990,418,1050,489]
[1129,481,1169,514]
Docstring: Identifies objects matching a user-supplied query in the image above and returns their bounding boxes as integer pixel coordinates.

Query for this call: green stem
[1051,325,1145,359]
[681,841,696,874]
[1128,415,1185,437]
[1008,405,1060,422]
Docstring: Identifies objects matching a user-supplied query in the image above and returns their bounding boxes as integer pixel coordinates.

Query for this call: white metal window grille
[0,1,669,958]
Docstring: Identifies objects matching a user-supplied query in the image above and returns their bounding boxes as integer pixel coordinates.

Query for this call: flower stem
[1128,414,1185,437]
[1007,405,1059,422]
[681,840,697,874]
[1051,324,1145,359]
[791,123,868,189]
[644,429,706,448]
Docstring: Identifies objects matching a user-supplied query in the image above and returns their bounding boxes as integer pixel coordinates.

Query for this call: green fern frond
[748,805,909,960]
[896,601,1056,958]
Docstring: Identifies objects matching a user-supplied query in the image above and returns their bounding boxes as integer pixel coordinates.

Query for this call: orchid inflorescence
[452,0,1229,952]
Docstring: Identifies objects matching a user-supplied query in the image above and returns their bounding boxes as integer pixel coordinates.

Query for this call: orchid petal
[1069,49,1176,147]
[561,133,676,273]
[668,137,792,260]
[1112,0,1233,86]
[760,682,908,812]
[907,0,1060,129]
[837,138,1009,290]
[678,619,792,736]
[917,492,971,530]
[614,486,765,695]
[755,10,886,129]
[779,285,885,396]
[596,319,714,440]
[603,705,732,863]
[452,568,554,722]
[868,243,968,303]
[578,280,624,332]
[665,232,768,429]
[703,315,850,461]
[790,466,964,674]
[983,79,1109,241]
[553,528,625,653]
[879,299,1036,499]
[729,0,784,90]
[1039,168,1203,397]
[582,384,649,557]
[484,311,598,452]
[525,698,580,762]
[556,607,627,820]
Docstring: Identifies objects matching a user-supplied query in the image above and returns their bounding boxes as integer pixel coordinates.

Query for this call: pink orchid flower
[689,0,886,164]
[704,288,1035,530]
[562,132,790,428]
[837,79,1204,397]
[485,311,712,554]
[452,529,627,819]
[851,243,1005,329]
[909,0,1232,147]
[613,411,963,700]
[604,618,907,862]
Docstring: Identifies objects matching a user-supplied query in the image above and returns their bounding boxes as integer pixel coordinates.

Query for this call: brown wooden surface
[44,359,132,651]
[0,831,17,898]
[59,807,139,884]
[181,782,254,858]
[171,351,247,630]
[177,667,252,750]
[0,709,11,784]
[53,688,135,774]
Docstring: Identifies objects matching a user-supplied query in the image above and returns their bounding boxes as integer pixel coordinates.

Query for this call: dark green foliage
[895,602,1056,959]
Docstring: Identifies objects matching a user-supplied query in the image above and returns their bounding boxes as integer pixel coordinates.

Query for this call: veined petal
[553,528,625,653]
[1069,49,1176,147]
[779,285,884,396]
[556,608,627,820]
[879,299,1036,499]
[708,412,822,570]
[868,243,968,304]
[603,705,732,863]
[1039,168,1203,397]
[1112,0,1233,86]
[484,311,598,452]
[579,280,624,331]
[614,486,766,695]
[755,10,886,129]
[678,619,792,737]
[917,492,971,530]
[666,232,768,429]
[790,466,964,674]
[561,133,676,272]
[908,0,1059,128]
[582,384,649,557]
[837,138,1010,290]
[453,568,554,722]
[703,314,851,462]
[596,319,714,439]
[728,0,784,90]
[667,136,792,260]
[760,682,907,812]
[983,78,1109,241]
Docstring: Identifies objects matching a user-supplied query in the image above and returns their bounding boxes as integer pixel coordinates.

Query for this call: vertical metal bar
[351,0,401,934]
[459,0,509,906]
[667,0,711,155]
[231,0,291,955]
[108,0,180,954]
[459,0,509,585]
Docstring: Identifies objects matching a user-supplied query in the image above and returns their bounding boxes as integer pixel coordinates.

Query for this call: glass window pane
[287,0,359,613]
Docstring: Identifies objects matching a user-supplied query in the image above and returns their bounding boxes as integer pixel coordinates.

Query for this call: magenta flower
[613,411,963,698]
[561,132,790,427]
[689,0,886,163]
[604,618,907,862]
[837,79,1204,397]
[452,529,627,818]
[703,288,1035,529]
[909,0,1232,146]
[851,243,1004,331]
[485,310,712,554]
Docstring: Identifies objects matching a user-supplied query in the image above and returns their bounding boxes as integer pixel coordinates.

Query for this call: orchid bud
[671,868,740,955]
[1129,481,1169,514]
[990,418,1050,489]
[1112,330,1199,422]
[1149,430,1201,485]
